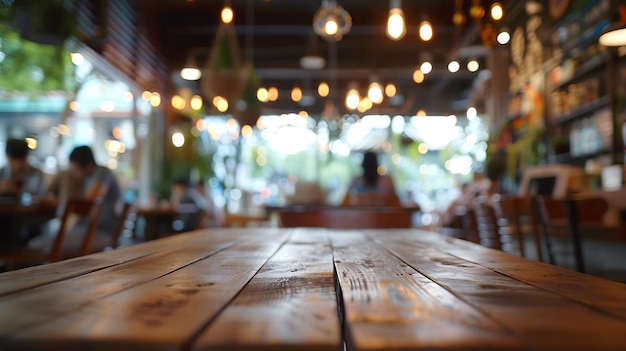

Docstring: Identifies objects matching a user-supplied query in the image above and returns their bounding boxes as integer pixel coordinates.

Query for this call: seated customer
[0,138,45,197]
[343,151,398,206]
[32,145,122,255]
[170,178,207,232]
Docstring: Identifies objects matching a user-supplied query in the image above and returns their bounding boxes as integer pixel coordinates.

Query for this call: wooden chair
[471,196,501,250]
[491,194,543,260]
[536,195,609,273]
[110,202,137,249]
[0,197,103,270]
[277,207,412,229]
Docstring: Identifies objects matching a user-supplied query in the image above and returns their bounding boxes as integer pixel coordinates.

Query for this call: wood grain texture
[0,230,255,345]
[1,229,291,351]
[386,230,626,321]
[0,230,239,297]
[193,233,341,351]
[370,230,626,350]
[331,231,524,351]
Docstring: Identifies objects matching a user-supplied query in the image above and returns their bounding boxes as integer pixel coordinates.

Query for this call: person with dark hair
[342,151,397,206]
[169,177,207,232]
[0,138,45,196]
[38,145,122,254]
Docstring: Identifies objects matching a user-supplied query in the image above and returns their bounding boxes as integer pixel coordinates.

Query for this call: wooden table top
[1,228,626,350]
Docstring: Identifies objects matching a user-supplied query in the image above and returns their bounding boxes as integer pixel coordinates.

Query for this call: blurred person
[195,180,220,227]
[170,178,207,232]
[32,145,122,254]
[342,151,398,206]
[346,151,396,195]
[0,138,45,197]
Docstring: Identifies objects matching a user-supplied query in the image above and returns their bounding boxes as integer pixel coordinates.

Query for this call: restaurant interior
[0,0,626,279]
[1,0,626,275]
[3,0,626,349]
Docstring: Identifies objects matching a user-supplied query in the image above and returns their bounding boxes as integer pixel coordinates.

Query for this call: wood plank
[2,229,292,351]
[0,230,239,296]
[330,231,524,351]
[370,231,626,350]
[0,229,254,343]
[193,233,341,351]
[380,230,626,320]
[287,227,330,245]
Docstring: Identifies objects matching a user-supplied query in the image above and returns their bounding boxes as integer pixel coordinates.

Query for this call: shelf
[551,53,607,91]
[553,146,612,164]
[558,19,609,58]
[553,95,610,125]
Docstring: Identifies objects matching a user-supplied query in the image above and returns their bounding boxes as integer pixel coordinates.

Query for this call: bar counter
[1,228,626,350]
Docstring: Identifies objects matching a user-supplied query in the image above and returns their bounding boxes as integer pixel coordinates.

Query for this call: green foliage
[0,25,75,93]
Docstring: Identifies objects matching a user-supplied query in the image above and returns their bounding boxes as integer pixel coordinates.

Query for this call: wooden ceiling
[139,0,511,116]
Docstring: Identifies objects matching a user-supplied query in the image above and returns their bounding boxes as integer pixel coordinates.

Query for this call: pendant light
[313,0,352,42]
[599,4,626,47]
[387,0,406,41]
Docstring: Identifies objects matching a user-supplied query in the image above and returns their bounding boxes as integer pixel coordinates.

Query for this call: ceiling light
[387,0,406,41]
[412,68,425,83]
[257,87,269,102]
[291,86,303,102]
[171,95,186,110]
[490,2,503,21]
[180,53,202,80]
[419,20,433,41]
[268,87,279,101]
[313,0,352,42]
[318,82,330,97]
[467,59,479,72]
[385,83,397,97]
[300,31,326,69]
[191,95,203,110]
[448,60,460,73]
[221,6,234,24]
[368,80,384,104]
[420,61,432,75]
[70,52,84,65]
[345,83,360,110]
[497,29,510,45]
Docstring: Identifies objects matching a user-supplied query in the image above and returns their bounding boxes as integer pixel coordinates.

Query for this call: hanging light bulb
[313,0,352,42]
[497,28,510,45]
[420,61,432,75]
[419,20,433,41]
[469,0,485,21]
[191,95,203,110]
[467,59,480,72]
[453,0,466,26]
[257,87,269,102]
[180,53,202,81]
[345,83,360,110]
[490,2,504,21]
[385,83,397,97]
[387,0,406,41]
[367,80,384,104]
[291,86,303,102]
[448,60,460,73]
[318,81,330,97]
[268,86,279,101]
[412,68,425,83]
[221,5,234,24]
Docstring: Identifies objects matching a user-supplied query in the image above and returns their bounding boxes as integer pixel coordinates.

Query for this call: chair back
[278,206,412,229]
[49,197,104,262]
[111,202,137,249]
[472,196,501,250]
[536,195,609,273]
[491,194,542,258]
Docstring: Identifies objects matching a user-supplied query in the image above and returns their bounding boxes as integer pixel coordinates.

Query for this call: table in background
[0,199,58,247]
[1,228,626,350]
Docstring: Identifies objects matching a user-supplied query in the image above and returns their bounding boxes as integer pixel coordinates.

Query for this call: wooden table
[1,228,626,350]
[0,199,58,246]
